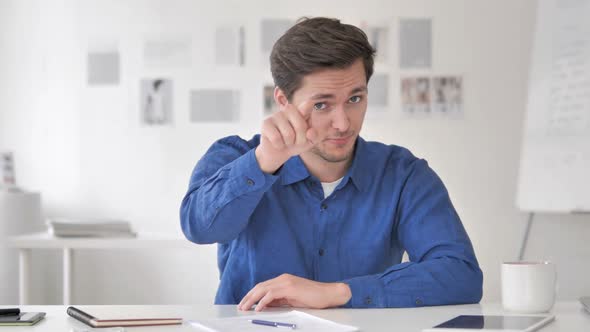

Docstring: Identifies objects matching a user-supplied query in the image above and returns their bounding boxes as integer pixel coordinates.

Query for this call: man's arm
[180,136,279,244]
[238,158,482,310]
[342,158,482,307]
[181,99,318,245]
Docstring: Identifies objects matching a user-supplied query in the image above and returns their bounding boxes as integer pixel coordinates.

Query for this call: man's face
[290,59,368,163]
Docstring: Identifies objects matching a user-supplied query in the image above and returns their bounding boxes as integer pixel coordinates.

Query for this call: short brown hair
[270,17,376,101]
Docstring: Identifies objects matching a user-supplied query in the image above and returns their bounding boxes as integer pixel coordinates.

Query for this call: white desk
[0,302,587,331]
[6,232,194,305]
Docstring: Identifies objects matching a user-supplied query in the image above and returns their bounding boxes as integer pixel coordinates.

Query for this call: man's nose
[331,106,350,132]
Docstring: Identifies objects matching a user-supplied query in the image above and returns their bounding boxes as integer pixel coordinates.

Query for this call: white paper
[546,5,590,136]
[516,0,590,212]
[189,310,358,332]
[70,327,125,332]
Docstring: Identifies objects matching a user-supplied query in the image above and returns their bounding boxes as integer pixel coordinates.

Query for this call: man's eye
[313,102,327,111]
[349,96,362,103]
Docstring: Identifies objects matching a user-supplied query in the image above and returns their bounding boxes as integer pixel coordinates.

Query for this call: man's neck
[300,151,353,183]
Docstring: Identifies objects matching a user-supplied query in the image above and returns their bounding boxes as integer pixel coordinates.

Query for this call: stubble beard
[310,141,355,163]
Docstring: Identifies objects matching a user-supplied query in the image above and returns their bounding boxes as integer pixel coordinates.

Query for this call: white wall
[1,0,588,305]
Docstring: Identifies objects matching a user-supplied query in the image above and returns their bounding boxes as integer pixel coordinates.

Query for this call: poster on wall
[263,85,279,116]
[215,26,246,66]
[260,19,293,52]
[190,89,240,123]
[87,51,120,86]
[399,18,432,69]
[140,78,174,125]
[260,19,293,66]
[400,77,430,114]
[368,73,390,107]
[366,73,390,118]
[432,76,463,115]
[362,23,390,64]
[0,152,17,190]
[143,36,192,68]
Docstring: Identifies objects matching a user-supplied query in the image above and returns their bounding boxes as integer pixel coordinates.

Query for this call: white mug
[501,261,556,313]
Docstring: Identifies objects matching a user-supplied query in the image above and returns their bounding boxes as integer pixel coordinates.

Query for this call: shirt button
[318,249,324,256]
[320,203,327,211]
[415,298,423,306]
[364,296,372,305]
[246,178,254,186]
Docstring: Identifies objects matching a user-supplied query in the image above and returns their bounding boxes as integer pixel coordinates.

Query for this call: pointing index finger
[284,99,313,121]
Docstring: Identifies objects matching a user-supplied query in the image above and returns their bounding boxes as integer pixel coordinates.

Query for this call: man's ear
[274,87,289,109]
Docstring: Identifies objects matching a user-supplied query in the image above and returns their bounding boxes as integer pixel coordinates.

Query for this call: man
[180,17,483,310]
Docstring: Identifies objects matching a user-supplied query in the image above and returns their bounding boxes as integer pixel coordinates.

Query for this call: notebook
[47,218,136,237]
[67,306,181,327]
[189,310,358,332]
[0,312,45,326]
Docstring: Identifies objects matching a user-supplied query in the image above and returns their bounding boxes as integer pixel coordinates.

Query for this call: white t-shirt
[321,177,344,199]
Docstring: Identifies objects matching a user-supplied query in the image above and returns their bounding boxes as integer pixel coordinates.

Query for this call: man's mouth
[325,133,354,145]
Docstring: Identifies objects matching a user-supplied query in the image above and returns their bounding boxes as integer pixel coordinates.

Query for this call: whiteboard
[516,0,590,212]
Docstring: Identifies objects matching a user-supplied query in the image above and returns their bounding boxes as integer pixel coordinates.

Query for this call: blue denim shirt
[180,135,483,308]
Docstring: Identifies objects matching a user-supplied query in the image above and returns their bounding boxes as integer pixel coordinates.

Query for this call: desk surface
[1,302,588,331]
[6,232,193,249]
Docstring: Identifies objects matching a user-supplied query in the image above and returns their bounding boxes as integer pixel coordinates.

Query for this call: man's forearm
[181,149,279,244]
[326,282,352,307]
[342,257,483,308]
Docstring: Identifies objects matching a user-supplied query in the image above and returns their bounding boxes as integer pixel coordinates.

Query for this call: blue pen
[250,319,297,329]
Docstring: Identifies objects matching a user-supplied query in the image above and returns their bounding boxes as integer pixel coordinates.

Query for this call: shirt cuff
[342,274,385,308]
[341,262,422,308]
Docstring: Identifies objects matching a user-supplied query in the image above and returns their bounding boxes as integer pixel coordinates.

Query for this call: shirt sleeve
[342,158,483,308]
[180,136,279,244]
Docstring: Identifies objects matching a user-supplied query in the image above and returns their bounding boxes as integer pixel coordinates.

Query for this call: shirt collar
[279,136,371,192]
[346,136,370,193]
[279,155,311,185]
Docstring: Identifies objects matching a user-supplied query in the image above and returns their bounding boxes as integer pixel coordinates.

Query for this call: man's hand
[237,273,352,311]
[255,101,318,174]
